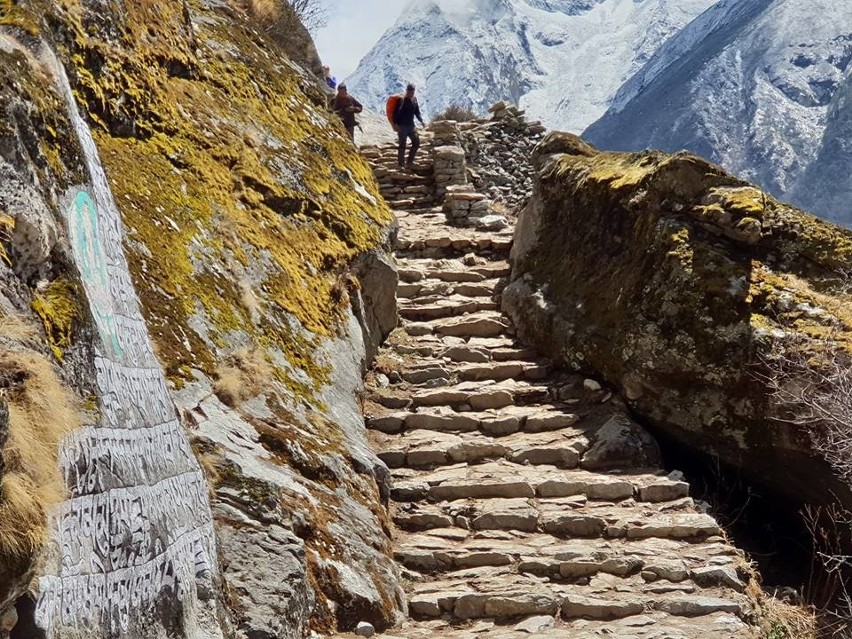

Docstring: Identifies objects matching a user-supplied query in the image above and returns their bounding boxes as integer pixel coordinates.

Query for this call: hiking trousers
[397,125,420,167]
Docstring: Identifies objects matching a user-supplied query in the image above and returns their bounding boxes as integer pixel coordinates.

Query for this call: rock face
[584,0,852,226]
[504,132,852,509]
[0,0,404,636]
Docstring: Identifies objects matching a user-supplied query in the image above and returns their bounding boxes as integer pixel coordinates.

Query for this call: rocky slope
[584,0,852,226]
[504,132,852,514]
[0,0,404,636]
[346,0,718,131]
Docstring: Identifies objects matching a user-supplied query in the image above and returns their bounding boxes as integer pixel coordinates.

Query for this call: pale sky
[314,1,407,81]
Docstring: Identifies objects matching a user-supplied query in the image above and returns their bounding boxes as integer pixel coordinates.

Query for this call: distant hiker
[331,84,363,142]
[323,65,337,91]
[393,83,424,170]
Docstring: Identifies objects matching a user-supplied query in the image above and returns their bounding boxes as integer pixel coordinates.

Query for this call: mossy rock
[34,0,393,401]
[506,132,852,508]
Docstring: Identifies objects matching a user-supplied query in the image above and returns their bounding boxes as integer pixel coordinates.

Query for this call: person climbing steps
[331,83,363,142]
[394,83,424,170]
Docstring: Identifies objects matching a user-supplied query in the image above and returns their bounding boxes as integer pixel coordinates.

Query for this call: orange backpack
[386,95,403,129]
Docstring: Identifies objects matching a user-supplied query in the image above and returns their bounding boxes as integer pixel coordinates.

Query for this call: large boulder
[504,131,852,508]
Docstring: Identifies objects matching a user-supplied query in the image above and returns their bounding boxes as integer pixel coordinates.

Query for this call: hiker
[323,65,337,91]
[331,84,363,142]
[393,83,424,170]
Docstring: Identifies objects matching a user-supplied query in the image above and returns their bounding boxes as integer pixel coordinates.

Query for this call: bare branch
[760,335,852,636]
[285,0,327,32]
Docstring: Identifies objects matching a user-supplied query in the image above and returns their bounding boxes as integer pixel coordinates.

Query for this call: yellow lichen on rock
[0,0,40,36]
[555,149,660,191]
[51,0,392,394]
[0,0,404,631]
[0,214,13,267]
[30,278,81,361]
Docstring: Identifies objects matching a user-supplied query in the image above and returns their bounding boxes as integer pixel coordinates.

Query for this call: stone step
[374,159,434,172]
[399,268,486,285]
[381,187,434,199]
[394,336,537,364]
[390,461,694,506]
[394,354,548,380]
[378,174,434,186]
[367,404,579,437]
[404,379,551,410]
[396,235,513,256]
[393,497,721,544]
[398,259,512,281]
[369,613,754,639]
[398,296,499,321]
[388,359,549,388]
[394,206,439,216]
[406,567,564,620]
[405,312,512,339]
[455,360,550,382]
[397,280,500,301]
[406,567,746,622]
[438,343,536,363]
[373,427,590,469]
[386,196,437,208]
[395,530,744,587]
[409,381,550,409]
[389,335,535,361]
[397,364,454,385]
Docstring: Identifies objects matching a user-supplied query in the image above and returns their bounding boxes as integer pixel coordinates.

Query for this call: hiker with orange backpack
[387,84,424,170]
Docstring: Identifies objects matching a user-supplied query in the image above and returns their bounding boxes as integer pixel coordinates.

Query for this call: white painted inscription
[34,49,219,637]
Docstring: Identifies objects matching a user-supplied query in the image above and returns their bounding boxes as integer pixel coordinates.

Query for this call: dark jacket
[394,97,424,127]
[331,94,363,128]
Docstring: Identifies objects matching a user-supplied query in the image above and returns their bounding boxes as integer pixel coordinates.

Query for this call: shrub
[761,340,852,637]
[242,0,325,72]
[286,0,327,32]
[432,104,479,123]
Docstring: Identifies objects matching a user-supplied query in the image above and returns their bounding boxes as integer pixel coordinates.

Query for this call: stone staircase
[350,138,763,639]
[361,138,439,211]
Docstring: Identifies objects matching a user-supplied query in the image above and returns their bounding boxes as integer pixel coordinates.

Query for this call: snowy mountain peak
[346,0,719,132]
[584,0,852,225]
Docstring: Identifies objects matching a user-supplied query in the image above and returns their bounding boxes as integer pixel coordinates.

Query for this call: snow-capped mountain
[346,0,719,132]
[584,0,852,225]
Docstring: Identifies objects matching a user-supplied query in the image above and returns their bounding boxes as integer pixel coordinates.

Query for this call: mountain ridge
[346,0,719,132]
[584,0,852,225]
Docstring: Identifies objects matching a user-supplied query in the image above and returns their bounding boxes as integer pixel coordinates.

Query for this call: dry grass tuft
[245,0,280,20]
[190,438,225,490]
[432,103,479,123]
[213,347,274,408]
[238,279,262,323]
[0,346,80,557]
[747,578,818,639]
[373,352,403,377]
